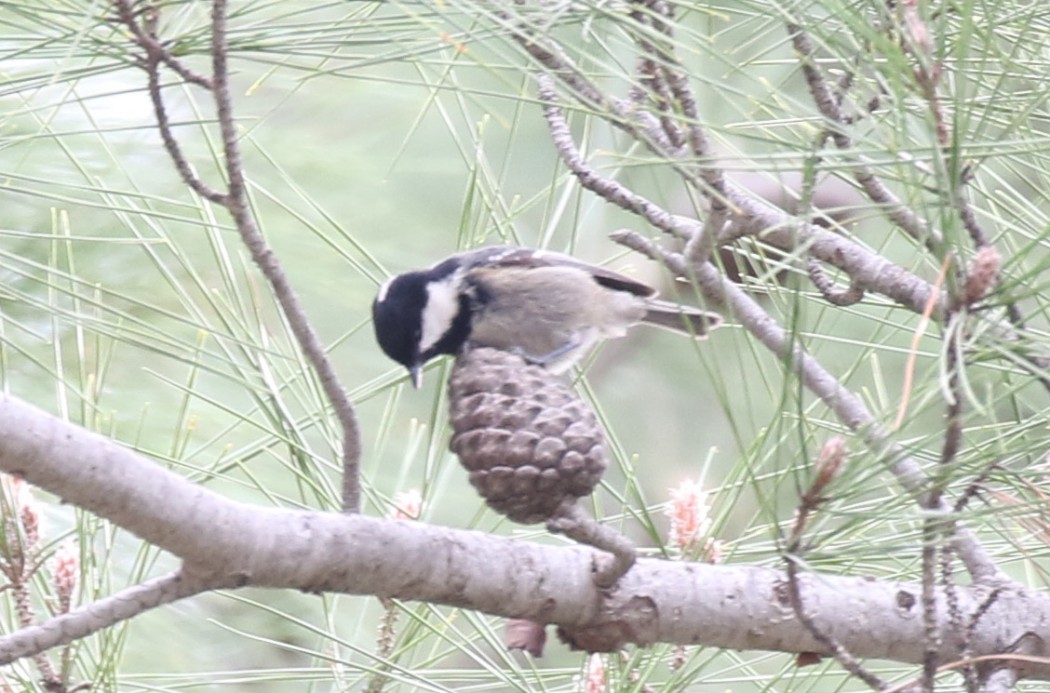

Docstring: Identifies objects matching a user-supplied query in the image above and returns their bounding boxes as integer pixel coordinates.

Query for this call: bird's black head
[373,271,427,382]
[373,261,474,387]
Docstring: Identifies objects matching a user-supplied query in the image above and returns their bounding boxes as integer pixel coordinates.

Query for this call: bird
[372,246,721,387]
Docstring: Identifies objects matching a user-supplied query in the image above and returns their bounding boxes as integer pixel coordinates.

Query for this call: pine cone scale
[448,348,608,524]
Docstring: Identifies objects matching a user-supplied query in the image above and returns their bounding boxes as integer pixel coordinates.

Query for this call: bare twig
[538,75,704,239]
[895,0,991,256]
[889,1,1050,400]
[920,517,943,692]
[142,65,228,204]
[527,2,1048,411]
[538,74,951,320]
[786,22,938,248]
[627,1,684,150]
[111,0,213,89]
[500,3,727,184]
[547,502,637,589]
[786,557,889,690]
[921,308,967,691]
[953,464,998,515]
[632,55,684,150]
[941,542,977,692]
[611,229,1005,584]
[630,0,728,201]
[540,86,961,512]
[111,0,363,511]
[0,569,229,664]
[112,0,226,203]
[536,77,1002,586]
[208,0,362,511]
[527,16,982,331]
[683,208,722,267]
[806,257,865,306]
[954,192,990,250]
[783,439,887,690]
[543,89,955,502]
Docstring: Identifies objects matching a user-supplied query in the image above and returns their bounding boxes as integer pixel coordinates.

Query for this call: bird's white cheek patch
[376,278,395,303]
[420,280,461,352]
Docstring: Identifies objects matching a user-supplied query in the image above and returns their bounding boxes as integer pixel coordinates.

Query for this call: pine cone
[448,347,608,524]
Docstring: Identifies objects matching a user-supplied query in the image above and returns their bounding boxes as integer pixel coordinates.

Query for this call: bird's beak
[409,364,423,389]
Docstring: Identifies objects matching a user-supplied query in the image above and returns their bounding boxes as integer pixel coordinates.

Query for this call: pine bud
[388,489,423,521]
[964,246,1001,306]
[51,543,78,614]
[581,653,607,693]
[814,436,847,494]
[666,479,712,554]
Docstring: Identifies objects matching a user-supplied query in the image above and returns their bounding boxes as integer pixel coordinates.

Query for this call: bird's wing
[454,246,657,298]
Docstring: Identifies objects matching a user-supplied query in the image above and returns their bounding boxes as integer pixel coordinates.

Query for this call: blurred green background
[2,0,1049,690]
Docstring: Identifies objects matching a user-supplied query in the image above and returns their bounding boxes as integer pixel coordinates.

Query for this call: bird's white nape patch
[419,277,461,352]
[376,277,396,303]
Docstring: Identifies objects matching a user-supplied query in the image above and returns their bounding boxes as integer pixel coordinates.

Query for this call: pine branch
[110,0,364,512]
[0,394,1045,675]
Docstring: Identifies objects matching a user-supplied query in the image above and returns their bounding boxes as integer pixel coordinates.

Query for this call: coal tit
[372,246,722,387]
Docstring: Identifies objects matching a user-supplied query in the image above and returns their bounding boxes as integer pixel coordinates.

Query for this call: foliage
[1,0,1049,690]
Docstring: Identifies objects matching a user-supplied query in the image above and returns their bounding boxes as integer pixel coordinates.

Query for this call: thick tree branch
[0,394,1046,677]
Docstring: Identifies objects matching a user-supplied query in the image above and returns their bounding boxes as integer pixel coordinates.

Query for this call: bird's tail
[643,300,722,337]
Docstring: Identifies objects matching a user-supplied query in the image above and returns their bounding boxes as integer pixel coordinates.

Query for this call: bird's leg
[511,336,582,368]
